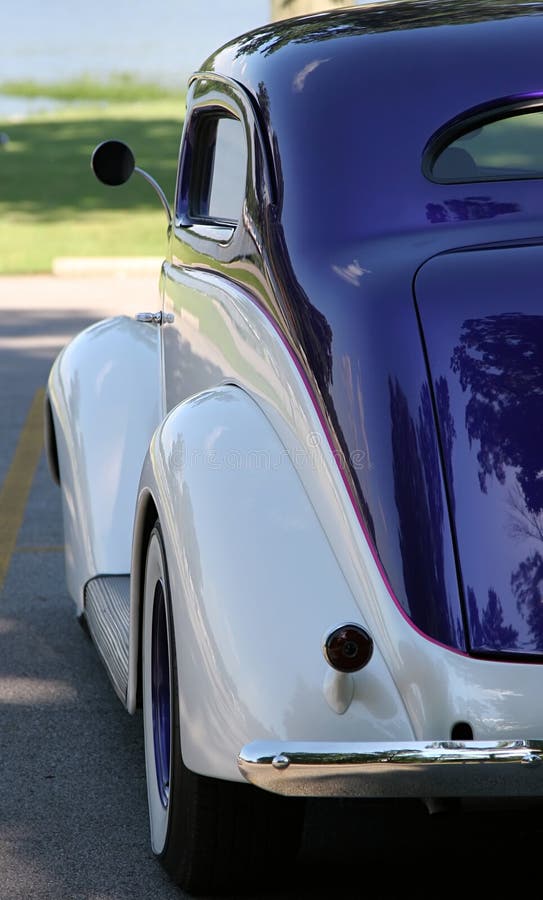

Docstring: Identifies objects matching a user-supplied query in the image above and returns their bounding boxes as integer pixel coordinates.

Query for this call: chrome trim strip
[238,740,543,798]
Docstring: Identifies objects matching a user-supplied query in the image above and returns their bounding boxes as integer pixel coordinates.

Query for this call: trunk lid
[415,244,543,657]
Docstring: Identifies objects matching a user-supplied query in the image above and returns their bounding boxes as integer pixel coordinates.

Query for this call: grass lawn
[0,90,184,274]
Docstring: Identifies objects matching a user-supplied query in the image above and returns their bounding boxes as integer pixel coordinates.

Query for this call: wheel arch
[44,392,60,486]
[128,486,159,714]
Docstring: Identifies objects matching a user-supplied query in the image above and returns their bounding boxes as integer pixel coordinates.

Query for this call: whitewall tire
[142,525,172,855]
[142,521,305,895]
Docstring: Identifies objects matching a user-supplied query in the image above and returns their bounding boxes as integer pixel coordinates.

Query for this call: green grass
[0,74,179,103]
[0,96,184,273]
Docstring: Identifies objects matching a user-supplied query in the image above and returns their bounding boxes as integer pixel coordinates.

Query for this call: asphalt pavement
[0,275,181,900]
[2,273,543,899]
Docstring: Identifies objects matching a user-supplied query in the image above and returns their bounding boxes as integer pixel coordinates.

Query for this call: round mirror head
[91,140,135,186]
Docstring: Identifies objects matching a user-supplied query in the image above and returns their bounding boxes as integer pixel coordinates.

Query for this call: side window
[208,118,247,221]
[428,106,543,183]
[189,114,248,224]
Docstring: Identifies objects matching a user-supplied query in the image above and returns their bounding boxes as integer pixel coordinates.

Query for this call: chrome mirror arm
[134,166,172,226]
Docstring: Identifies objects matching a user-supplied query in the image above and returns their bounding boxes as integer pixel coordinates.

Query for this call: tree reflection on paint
[511,552,543,651]
[389,376,461,647]
[435,375,457,520]
[452,313,543,650]
[451,312,543,515]
[467,586,518,650]
[426,197,520,224]
[230,2,537,60]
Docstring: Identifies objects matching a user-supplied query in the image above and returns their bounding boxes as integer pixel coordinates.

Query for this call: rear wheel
[142,522,304,895]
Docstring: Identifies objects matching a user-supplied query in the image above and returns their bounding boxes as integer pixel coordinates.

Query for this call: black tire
[142,522,305,895]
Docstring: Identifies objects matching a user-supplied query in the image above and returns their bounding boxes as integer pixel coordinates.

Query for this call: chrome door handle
[136,311,161,324]
[135,311,174,325]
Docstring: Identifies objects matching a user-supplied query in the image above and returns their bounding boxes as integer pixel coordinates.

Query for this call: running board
[84,575,130,706]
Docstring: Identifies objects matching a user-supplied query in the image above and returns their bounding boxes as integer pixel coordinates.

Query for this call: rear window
[427,105,543,183]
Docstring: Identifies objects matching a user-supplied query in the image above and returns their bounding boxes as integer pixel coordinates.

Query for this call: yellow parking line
[0,388,45,591]
[14,545,64,554]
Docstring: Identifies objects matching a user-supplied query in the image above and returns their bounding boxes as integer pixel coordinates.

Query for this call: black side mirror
[91,139,172,225]
[91,140,135,186]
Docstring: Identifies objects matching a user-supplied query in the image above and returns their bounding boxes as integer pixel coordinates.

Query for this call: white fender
[158,268,543,755]
[48,316,162,610]
[132,385,415,782]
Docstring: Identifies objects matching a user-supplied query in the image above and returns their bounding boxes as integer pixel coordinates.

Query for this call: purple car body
[179,0,543,658]
[46,2,543,892]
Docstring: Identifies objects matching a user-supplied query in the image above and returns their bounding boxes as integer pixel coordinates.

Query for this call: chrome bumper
[238,740,543,798]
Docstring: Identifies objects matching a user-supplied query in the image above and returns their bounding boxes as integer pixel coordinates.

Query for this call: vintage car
[45,0,543,894]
